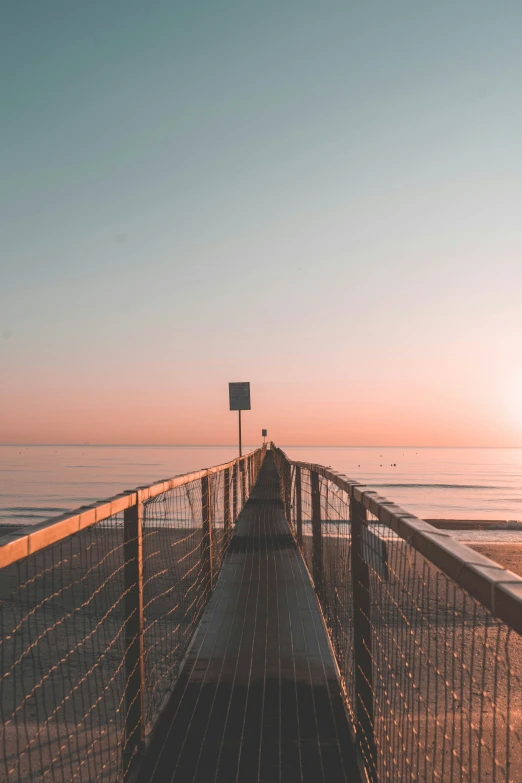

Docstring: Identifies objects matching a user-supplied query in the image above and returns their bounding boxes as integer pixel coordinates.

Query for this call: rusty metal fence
[0,446,266,783]
[271,444,522,783]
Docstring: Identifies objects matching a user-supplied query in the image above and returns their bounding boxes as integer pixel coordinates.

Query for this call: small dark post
[224,467,231,548]
[201,475,213,597]
[123,497,145,780]
[310,470,323,597]
[232,462,238,522]
[295,466,303,548]
[350,495,377,779]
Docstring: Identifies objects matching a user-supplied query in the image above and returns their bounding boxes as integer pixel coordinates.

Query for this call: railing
[271,443,522,783]
[0,446,267,783]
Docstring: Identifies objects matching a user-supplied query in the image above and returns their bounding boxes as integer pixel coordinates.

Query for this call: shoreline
[426,518,522,530]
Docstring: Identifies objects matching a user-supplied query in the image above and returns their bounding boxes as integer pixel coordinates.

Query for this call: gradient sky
[2,2,522,446]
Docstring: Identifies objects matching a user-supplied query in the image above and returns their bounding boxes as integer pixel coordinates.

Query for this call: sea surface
[0,445,521,536]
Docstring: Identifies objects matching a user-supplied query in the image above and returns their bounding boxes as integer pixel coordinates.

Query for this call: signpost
[262,429,267,444]
[229,382,251,457]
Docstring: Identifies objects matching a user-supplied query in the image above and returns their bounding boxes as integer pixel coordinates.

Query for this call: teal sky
[2,2,522,446]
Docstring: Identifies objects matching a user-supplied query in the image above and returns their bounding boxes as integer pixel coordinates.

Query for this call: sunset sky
[2,2,522,447]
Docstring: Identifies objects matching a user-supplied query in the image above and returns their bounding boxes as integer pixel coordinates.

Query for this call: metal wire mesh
[271,445,522,783]
[142,479,206,730]
[0,515,128,783]
[0,448,266,783]
[362,522,522,783]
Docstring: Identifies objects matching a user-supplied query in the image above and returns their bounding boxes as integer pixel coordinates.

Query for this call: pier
[1,445,522,782]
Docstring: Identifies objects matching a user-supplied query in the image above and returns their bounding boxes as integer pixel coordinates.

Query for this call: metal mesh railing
[141,478,207,730]
[0,513,128,783]
[272,443,522,783]
[0,446,266,783]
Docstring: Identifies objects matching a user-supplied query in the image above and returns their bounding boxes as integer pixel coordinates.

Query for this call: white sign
[229,382,251,411]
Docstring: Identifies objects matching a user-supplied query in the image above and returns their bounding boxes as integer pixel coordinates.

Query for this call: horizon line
[1,443,521,449]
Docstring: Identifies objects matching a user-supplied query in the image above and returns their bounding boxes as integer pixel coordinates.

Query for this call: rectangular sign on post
[229,382,251,411]
[262,429,267,437]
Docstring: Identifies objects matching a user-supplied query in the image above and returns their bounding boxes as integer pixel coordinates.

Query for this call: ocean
[1,445,521,534]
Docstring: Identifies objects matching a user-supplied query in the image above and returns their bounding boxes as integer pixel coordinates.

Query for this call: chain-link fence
[0,447,266,783]
[272,444,522,783]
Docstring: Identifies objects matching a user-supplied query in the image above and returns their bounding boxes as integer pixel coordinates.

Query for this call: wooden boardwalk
[138,452,360,783]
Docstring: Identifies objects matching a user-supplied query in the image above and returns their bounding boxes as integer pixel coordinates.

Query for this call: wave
[373,483,500,490]
[0,506,70,513]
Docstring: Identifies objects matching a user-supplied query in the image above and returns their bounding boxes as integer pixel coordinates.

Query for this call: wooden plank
[138,452,360,783]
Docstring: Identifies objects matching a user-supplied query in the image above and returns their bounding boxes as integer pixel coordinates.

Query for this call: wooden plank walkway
[138,452,360,783]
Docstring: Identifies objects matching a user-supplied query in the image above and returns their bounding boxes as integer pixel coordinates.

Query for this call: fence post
[232,462,238,522]
[123,494,145,781]
[310,470,323,597]
[285,464,292,522]
[295,466,303,548]
[201,474,213,598]
[224,467,231,549]
[350,495,377,779]
[241,460,246,507]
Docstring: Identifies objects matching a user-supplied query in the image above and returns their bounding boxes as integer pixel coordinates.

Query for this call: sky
[1,1,522,447]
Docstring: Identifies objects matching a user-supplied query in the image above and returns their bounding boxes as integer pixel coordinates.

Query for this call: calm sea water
[1,445,521,530]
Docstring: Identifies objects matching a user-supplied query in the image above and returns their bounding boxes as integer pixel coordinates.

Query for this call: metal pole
[232,462,237,522]
[241,458,246,506]
[224,467,231,550]
[238,410,242,457]
[123,495,145,781]
[286,464,292,522]
[295,466,303,548]
[201,475,213,599]
[350,496,377,780]
[311,471,323,598]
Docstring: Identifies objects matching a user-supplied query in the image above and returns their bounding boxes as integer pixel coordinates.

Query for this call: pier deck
[138,452,359,783]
